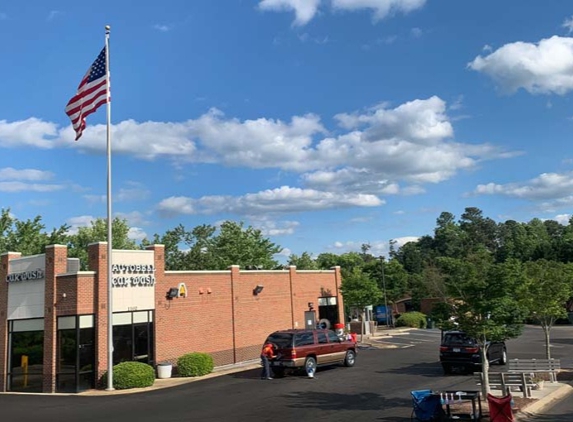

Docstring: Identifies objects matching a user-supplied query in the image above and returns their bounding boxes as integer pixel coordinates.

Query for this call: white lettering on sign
[111,264,155,288]
[6,269,45,283]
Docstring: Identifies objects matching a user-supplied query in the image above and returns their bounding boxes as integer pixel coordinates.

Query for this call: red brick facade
[0,243,343,393]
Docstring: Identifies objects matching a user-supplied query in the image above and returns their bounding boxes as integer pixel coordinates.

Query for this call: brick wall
[1,243,344,391]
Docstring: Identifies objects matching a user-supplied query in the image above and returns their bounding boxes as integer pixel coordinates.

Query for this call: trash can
[427,317,435,329]
[157,363,173,379]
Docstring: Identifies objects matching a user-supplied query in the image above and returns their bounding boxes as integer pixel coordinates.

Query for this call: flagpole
[104,24,114,392]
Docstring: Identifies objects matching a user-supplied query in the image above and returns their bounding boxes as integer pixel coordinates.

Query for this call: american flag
[65,47,109,140]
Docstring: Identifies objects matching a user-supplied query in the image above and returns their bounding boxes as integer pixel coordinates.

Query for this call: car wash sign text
[6,269,45,283]
[111,264,155,288]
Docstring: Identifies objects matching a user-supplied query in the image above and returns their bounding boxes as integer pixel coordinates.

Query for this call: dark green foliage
[177,352,214,377]
[101,361,155,390]
[395,311,427,328]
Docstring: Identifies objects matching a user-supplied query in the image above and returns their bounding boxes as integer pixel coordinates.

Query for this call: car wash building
[0,243,344,393]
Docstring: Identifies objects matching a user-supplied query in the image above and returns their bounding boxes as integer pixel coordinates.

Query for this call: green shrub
[177,352,214,377]
[101,361,155,390]
[395,311,427,328]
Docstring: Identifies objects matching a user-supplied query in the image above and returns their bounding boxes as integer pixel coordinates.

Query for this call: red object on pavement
[487,393,514,422]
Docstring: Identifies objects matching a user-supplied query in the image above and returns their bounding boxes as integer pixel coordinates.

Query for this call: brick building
[0,243,343,393]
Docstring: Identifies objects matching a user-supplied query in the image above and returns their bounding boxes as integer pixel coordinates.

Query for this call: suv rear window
[266,333,293,348]
[294,332,315,346]
[443,333,476,345]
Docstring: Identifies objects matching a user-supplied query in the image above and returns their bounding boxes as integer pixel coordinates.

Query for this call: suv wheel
[305,357,317,375]
[344,350,356,367]
[499,349,507,365]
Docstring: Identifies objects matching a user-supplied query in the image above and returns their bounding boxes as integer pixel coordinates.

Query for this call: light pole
[380,257,390,328]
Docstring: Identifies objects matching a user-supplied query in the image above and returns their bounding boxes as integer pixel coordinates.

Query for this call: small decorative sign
[178,282,187,298]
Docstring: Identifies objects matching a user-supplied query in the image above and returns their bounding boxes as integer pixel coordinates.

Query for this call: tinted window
[317,332,328,344]
[327,330,340,343]
[443,333,476,345]
[266,333,293,348]
[294,332,315,347]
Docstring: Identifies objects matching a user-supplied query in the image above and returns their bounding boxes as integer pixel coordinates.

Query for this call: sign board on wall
[6,255,46,320]
[112,250,156,312]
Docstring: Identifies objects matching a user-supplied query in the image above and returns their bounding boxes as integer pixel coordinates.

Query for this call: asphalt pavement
[0,325,572,421]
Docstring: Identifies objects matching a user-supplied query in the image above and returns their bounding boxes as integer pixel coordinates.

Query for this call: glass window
[56,315,96,393]
[111,311,154,366]
[317,332,328,344]
[265,333,293,348]
[294,332,315,347]
[327,330,340,343]
[8,320,44,393]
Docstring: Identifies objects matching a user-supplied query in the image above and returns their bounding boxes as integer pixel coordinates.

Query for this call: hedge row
[100,351,215,390]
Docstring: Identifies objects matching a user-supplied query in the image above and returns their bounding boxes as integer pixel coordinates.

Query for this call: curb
[515,382,573,420]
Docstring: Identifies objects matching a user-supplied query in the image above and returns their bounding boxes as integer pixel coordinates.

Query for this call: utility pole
[380,256,390,328]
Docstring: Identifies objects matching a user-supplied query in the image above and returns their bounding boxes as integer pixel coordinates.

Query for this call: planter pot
[534,381,544,390]
[157,363,173,379]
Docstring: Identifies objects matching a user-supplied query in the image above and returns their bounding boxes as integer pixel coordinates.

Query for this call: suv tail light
[439,346,448,352]
[291,349,297,359]
[465,347,479,353]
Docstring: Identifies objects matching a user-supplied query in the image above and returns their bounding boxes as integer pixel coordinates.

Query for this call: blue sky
[3,0,573,261]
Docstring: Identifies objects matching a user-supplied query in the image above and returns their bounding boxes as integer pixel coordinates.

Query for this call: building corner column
[228,265,240,363]
[0,252,21,392]
[332,266,344,324]
[43,245,68,393]
[88,242,109,386]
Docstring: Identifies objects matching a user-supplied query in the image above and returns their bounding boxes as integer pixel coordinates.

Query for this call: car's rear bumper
[270,359,303,368]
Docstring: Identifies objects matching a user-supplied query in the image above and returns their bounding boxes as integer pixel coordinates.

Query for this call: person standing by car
[260,342,276,380]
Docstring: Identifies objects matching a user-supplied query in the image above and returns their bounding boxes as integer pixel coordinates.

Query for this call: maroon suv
[263,328,357,377]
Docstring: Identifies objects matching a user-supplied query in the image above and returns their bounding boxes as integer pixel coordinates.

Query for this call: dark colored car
[263,329,357,377]
[439,330,507,374]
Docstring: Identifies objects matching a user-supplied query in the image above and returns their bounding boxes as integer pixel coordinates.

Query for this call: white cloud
[157,186,382,217]
[249,217,300,236]
[47,10,61,21]
[469,36,573,95]
[258,0,322,26]
[83,194,106,204]
[65,215,95,235]
[473,171,573,212]
[552,214,571,225]
[0,168,54,181]
[331,0,426,21]
[410,27,422,38]
[276,248,292,257]
[1,96,516,212]
[116,182,151,202]
[392,236,419,248]
[563,16,573,34]
[0,118,59,148]
[0,182,63,193]
[153,24,173,32]
[474,172,573,201]
[115,211,150,227]
[128,227,148,241]
[258,0,425,26]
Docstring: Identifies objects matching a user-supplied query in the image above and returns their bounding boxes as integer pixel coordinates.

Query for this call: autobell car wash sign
[111,264,155,287]
[111,250,155,312]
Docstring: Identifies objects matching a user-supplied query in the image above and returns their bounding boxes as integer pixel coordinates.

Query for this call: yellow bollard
[21,355,28,388]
